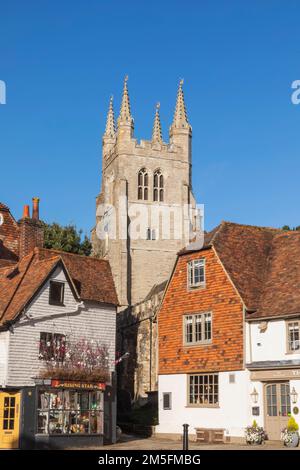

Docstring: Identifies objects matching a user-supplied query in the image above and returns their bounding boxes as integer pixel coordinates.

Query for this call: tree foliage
[43,222,92,256]
[282,225,300,231]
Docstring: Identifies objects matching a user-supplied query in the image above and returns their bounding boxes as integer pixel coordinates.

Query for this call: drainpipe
[149,317,153,391]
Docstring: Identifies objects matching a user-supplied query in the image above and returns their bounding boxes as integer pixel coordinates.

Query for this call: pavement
[100,434,299,451]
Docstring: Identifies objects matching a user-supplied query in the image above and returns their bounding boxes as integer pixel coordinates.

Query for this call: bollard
[183,423,189,450]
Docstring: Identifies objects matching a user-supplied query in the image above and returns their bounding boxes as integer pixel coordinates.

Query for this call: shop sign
[51,379,106,390]
[250,368,300,381]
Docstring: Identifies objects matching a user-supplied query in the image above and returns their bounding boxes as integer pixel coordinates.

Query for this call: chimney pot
[22,205,30,219]
[32,197,40,221]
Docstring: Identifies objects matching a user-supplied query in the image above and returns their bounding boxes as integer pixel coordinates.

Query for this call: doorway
[264,382,290,440]
[0,391,21,449]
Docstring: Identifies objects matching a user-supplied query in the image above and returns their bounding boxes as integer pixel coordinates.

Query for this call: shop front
[35,379,105,448]
[250,367,300,441]
[0,377,116,449]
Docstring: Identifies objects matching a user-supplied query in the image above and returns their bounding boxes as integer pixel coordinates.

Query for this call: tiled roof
[249,230,300,319]
[179,221,300,319]
[0,202,9,211]
[36,248,118,306]
[0,248,118,327]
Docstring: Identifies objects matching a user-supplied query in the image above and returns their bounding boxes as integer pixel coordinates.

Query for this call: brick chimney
[18,197,44,258]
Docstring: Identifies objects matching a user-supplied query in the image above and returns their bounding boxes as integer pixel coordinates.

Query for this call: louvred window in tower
[138,168,149,201]
[153,169,164,202]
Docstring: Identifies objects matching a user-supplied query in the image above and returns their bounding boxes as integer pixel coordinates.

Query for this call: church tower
[92,78,198,398]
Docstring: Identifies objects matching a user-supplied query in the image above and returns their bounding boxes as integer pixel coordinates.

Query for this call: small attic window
[49,281,65,306]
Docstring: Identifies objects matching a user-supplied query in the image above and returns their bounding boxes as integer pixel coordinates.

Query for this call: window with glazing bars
[188,259,205,288]
[184,313,212,345]
[188,373,219,406]
[153,170,164,202]
[287,321,300,352]
[138,168,149,200]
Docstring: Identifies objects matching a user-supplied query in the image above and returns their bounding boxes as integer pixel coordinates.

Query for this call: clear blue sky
[1,0,300,235]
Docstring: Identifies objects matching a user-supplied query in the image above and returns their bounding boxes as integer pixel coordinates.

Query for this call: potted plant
[281,416,299,448]
[245,420,265,445]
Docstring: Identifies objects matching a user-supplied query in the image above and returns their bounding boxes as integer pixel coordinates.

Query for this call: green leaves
[43,222,92,256]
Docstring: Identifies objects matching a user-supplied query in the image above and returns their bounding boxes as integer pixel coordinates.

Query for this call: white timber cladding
[157,372,252,438]
[246,319,300,363]
[5,265,116,388]
[0,330,9,386]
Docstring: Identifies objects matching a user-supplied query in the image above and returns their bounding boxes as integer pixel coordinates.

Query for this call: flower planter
[245,422,265,445]
[246,434,263,445]
[283,431,299,448]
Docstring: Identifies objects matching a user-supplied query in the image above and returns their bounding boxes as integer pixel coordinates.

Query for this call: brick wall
[0,206,19,261]
[158,247,244,375]
[18,219,44,259]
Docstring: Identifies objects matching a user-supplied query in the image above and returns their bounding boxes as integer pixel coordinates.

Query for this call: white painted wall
[246,319,300,363]
[0,331,9,387]
[157,371,254,438]
[5,265,116,387]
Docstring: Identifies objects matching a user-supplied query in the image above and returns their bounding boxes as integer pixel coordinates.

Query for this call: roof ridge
[207,222,225,246]
[36,247,107,263]
[220,220,284,232]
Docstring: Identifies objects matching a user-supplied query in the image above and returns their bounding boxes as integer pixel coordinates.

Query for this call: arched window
[138,168,149,201]
[153,169,164,202]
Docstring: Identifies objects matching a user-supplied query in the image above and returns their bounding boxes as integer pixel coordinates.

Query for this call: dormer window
[49,281,65,306]
[138,168,149,201]
[188,259,205,288]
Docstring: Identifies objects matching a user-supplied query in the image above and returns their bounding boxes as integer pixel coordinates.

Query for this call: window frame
[49,280,65,306]
[137,168,149,201]
[187,373,219,408]
[39,332,66,362]
[187,258,206,289]
[286,319,300,354]
[162,392,172,410]
[153,169,164,202]
[36,388,104,435]
[183,312,212,346]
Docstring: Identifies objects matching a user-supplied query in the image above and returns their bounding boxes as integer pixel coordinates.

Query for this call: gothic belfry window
[138,168,149,200]
[153,169,164,202]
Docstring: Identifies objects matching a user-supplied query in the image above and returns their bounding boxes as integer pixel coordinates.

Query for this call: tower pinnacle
[104,95,116,138]
[118,75,133,128]
[152,102,163,144]
[171,79,190,130]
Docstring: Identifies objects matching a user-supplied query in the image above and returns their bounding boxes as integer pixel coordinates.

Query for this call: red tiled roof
[36,248,118,306]
[0,202,10,211]
[249,231,300,319]
[179,221,300,319]
[0,248,118,327]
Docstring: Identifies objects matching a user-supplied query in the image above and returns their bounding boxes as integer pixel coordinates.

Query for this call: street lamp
[291,387,298,404]
[250,387,259,404]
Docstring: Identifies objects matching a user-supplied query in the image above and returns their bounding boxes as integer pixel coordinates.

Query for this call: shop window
[49,281,65,306]
[37,389,104,435]
[163,392,172,410]
[286,320,300,353]
[39,332,66,362]
[183,312,212,345]
[188,373,219,407]
[188,259,205,288]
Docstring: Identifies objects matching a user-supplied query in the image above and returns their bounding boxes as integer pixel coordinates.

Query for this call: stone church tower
[92,78,198,400]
